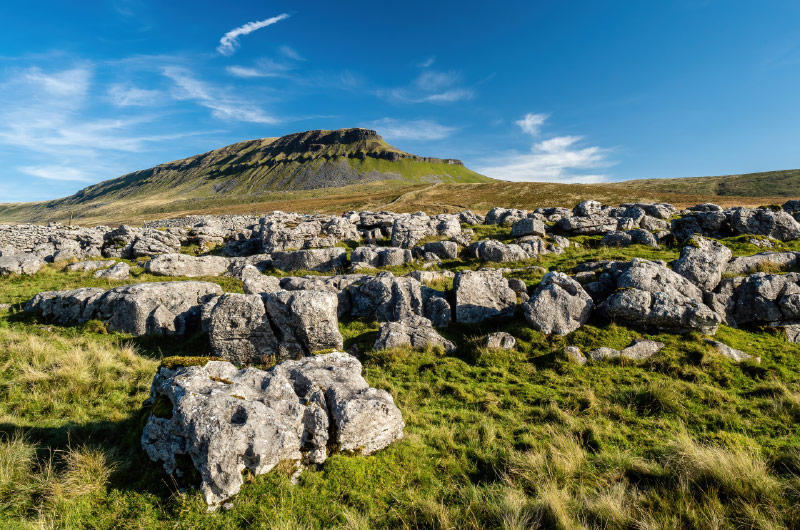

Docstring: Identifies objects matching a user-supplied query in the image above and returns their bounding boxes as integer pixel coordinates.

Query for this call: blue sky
[1,0,799,202]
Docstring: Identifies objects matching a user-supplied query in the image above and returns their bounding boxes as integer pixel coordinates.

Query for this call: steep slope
[51,128,488,207]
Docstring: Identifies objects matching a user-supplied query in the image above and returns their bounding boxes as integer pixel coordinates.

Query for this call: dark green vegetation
[2,230,800,528]
[614,168,800,198]
[0,129,489,225]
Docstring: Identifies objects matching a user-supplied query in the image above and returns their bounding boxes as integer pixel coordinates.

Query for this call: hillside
[0,128,489,223]
[611,168,800,197]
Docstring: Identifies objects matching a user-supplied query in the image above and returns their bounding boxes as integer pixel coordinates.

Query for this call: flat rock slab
[588,339,665,361]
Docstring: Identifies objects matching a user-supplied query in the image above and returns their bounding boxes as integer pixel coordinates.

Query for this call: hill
[610,168,800,197]
[0,128,489,223]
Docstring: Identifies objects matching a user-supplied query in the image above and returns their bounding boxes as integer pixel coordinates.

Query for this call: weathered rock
[263,290,343,357]
[240,265,282,294]
[522,272,593,335]
[25,287,106,324]
[511,218,546,238]
[391,215,434,249]
[672,235,732,291]
[601,231,633,247]
[141,353,404,508]
[588,339,665,361]
[453,270,516,324]
[459,210,484,225]
[729,207,800,241]
[422,241,459,260]
[704,339,760,363]
[563,346,587,365]
[468,239,529,262]
[66,260,116,272]
[93,281,223,335]
[599,259,721,334]
[628,229,660,248]
[130,229,182,258]
[207,293,278,364]
[557,215,618,235]
[271,248,347,272]
[146,254,230,277]
[484,332,516,350]
[0,254,44,275]
[714,272,800,328]
[671,211,729,241]
[485,207,528,226]
[349,272,451,327]
[94,262,130,280]
[350,247,413,268]
[786,325,800,344]
[573,200,604,217]
[725,251,800,275]
[373,316,455,351]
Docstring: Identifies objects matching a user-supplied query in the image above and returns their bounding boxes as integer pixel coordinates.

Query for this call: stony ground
[2,202,800,529]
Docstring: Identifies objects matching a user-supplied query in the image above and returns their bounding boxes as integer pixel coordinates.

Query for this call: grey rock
[349,272,451,327]
[373,316,455,351]
[628,229,660,248]
[671,211,729,241]
[0,254,44,275]
[468,239,529,262]
[704,339,760,363]
[459,210,484,225]
[563,346,587,365]
[391,215,434,249]
[511,218,546,238]
[422,241,459,260]
[786,325,800,344]
[264,290,344,358]
[717,273,800,328]
[130,229,182,258]
[66,260,115,272]
[271,248,347,272]
[350,246,413,268]
[673,235,732,291]
[94,281,223,335]
[601,231,632,247]
[94,262,130,280]
[484,332,516,350]
[725,251,800,275]
[599,259,721,334]
[453,270,516,324]
[573,200,604,217]
[557,214,618,235]
[25,287,106,324]
[141,353,404,509]
[588,339,665,361]
[240,265,282,294]
[146,254,230,277]
[507,278,528,293]
[522,272,593,335]
[207,293,278,364]
[729,207,800,241]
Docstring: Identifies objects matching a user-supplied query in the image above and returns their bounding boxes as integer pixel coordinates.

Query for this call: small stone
[484,332,516,350]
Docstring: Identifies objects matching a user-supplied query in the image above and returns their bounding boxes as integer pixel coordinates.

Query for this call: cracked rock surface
[141,352,404,509]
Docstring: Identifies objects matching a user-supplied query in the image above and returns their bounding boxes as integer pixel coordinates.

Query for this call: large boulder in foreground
[453,270,516,324]
[142,353,404,509]
[522,272,593,335]
[146,253,231,277]
[672,235,732,291]
[599,259,721,334]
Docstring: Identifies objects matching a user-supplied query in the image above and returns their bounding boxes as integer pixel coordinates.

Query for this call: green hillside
[0,128,489,223]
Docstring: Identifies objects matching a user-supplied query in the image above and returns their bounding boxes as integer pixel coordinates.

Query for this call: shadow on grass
[0,406,173,498]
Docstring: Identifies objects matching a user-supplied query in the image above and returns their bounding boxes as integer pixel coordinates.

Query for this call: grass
[2,237,800,528]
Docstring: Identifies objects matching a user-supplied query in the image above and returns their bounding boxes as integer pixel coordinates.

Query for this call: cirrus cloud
[217,14,290,56]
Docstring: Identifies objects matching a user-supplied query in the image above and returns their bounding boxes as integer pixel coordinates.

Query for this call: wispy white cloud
[163,66,279,123]
[279,45,305,61]
[21,66,90,98]
[516,113,548,135]
[361,118,456,141]
[217,14,290,56]
[477,114,615,182]
[417,56,435,68]
[17,165,94,182]
[382,68,474,104]
[225,58,294,79]
[107,83,162,106]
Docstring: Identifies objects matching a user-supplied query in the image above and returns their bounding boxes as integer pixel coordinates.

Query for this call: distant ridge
[612,168,800,198]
